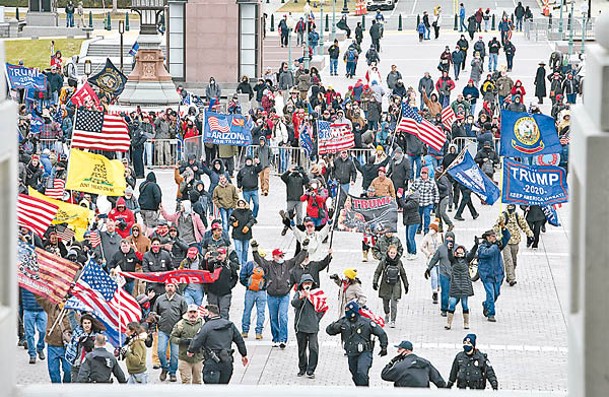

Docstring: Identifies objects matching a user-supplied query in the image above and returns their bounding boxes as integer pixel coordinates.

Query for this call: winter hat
[345,300,360,319]
[429,222,439,232]
[125,186,134,195]
[187,247,199,258]
[421,166,429,174]
[464,333,477,347]
[343,268,358,280]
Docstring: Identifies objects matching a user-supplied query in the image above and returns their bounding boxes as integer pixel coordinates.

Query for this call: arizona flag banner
[446,150,501,205]
[18,241,80,304]
[317,120,355,154]
[502,158,569,206]
[65,148,126,196]
[500,110,562,157]
[203,111,252,146]
[336,191,398,233]
[118,268,223,284]
[28,188,92,241]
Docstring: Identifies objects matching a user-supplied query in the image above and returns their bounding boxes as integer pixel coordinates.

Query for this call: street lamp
[131,0,166,36]
[84,59,92,79]
[341,0,348,14]
[568,0,575,56]
[332,0,336,41]
[304,3,311,68]
[319,1,324,56]
[119,20,125,72]
[559,0,565,38]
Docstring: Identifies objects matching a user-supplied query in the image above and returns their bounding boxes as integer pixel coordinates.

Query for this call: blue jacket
[239,260,267,291]
[477,230,511,282]
[40,154,53,177]
[20,288,43,312]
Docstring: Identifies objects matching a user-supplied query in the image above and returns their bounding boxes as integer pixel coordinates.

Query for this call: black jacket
[399,193,421,225]
[107,248,141,272]
[326,315,388,356]
[237,160,263,191]
[387,156,411,191]
[381,353,446,388]
[187,315,247,359]
[253,248,308,296]
[330,156,357,185]
[289,253,332,288]
[449,350,498,390]
[202,258,239,296]
[281,168,310,202]
[230,208,256,240]
[448,245,477,297]
[291,274,325,333]
[435,175,451,200]
[75,347,127,383]
[138,172,162,211]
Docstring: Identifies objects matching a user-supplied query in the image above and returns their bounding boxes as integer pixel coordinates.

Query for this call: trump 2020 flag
[500,110,562,157]
[446,150,500,205]
[502,158,568,206]
[317,120,355,154]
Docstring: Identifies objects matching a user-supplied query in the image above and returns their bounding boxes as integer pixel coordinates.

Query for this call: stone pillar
[569,13,609,397]
[26,0,58,26]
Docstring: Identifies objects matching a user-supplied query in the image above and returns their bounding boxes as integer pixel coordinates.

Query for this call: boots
[463,312,470,329]
[362,250,369,262]
[444,312,455,330]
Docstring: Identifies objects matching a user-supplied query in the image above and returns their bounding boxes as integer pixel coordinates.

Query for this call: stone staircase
[77,38,166,76]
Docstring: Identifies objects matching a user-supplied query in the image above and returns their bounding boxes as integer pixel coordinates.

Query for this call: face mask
[463,344,474,353]
[276,259,285,264]
[182,201,192,214]
[151,246,160,253]
[507,208,516,214]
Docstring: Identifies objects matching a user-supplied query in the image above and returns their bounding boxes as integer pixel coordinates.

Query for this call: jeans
[488,53,498,71]
[430,266,439,291]
[242,289,267,335]
[506,54,514,70]
[206,292,232,319]
[405,224,419,254]
[296,332,319,374]
[124,279,135,296]
[439,274,451,312]
[183,284,204,306]
[286,201,303,225]
[482,279,502,317]
[347,351,373,386]
[66,12,74,27]
[418,204,433,234]
[24,310,47,358]
[459,16,466,32]
[408,155,422,179]
[330,58,338,75]
[437,196,453,228]
[516,17,523,31]
[424,26,430,40]
[484,19,490,31]
[144,142,154,166]
[267,294,290,343]
[346,61,356,77]
[448,296,469,312]
[219,208,233,234]
[242,190,259,218]
[157,331,179,375]
[233,239,250,266]
[127,372,149,384]
[567,93,577,104]
[453,64,461,80]
[47,345,71,383]
[340,183,351,195]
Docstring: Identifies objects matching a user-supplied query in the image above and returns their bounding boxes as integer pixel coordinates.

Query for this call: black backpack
[384,264,400,285]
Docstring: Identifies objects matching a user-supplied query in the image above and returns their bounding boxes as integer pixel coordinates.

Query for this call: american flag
[360,307,386,327]
[208,116,230,133]
[17,194,59,237]
[69,261,142,333]
[71,109,131,152]
[397,103,447,151]
[306,289,329,313]
[317,120,355,154]
[89,230,101,248]
[441,106,457,129]
[45,178,66,200]
[55,224,75,242]
[559,132,570,145]
[18,241,80,304]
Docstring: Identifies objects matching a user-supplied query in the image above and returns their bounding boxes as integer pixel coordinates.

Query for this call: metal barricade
[143,139,182,168]
[37,139,69,157]
[238,144,311,175]
[182,136,203,162]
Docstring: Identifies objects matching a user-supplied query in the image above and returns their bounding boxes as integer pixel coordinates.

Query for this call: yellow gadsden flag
[28,188,92,241]
[66,148,126,196]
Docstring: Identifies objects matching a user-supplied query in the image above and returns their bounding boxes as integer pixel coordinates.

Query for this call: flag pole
[328,186,342,253]
[48,262,85,336]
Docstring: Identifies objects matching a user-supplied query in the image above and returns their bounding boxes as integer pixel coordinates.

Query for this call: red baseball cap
[217,247,227,255]
[211,223,222,230]
[272,248,285,257]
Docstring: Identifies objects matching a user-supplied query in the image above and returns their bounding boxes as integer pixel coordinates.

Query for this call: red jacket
[300,191,327,219]
[108,198,136,239]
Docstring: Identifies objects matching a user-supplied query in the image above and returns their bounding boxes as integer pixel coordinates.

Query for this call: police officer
[381,340,446,388]
[75,335,127,384]
[447,334,498,390]
[186,304,248,384]
[326,300,388,386]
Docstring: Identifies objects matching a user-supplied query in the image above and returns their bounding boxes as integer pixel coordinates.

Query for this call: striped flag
[441,106,457,129]
[69,261,142,334]
[317,120,355,154]
[207,115,230,133]
[17,194,59,237]
[44,178,66,200]
[360,307,386,327]
[71,109,131,152]
[397,103,446,151]
[306,289,329,313]
[18,241,80,304]
[55,224,75,242]
[89,230,101,248]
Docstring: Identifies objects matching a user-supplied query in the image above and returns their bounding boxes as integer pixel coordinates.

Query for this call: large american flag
[18,241,80,304]
[70,261,142,333]
[306,289,329,313]
[17,194,59,237]
[441,106,457,130]
[44,178,66,200]
[71,109,131,152]
[208,116,230,133]
[397,103,446,151]
[317,120,355,154]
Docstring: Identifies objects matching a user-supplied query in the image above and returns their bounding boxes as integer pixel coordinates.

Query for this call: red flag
[17,194,59,237]
[441,106,457,130]
[306,289,329,313]
[71,81,100,108]
[118,268,223,284]
[44,178,66,200]
[18,241,80,304]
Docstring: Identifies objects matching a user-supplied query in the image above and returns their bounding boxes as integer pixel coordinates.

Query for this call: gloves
[404,285,409,294]
[242,226,249,234]
[372,283,379,291]
[379,347,388,357]
[179,338,192,346]
[329,274,339,281]
[424,269,431,280]
[251,240,259,249]
[446,381,453,389]
[302,238,310,248]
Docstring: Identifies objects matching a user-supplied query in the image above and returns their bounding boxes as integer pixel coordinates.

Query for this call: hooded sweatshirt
[291,274,325,333]
[108,197,136,238]
[427,231,456,277]
[138,172,162,211]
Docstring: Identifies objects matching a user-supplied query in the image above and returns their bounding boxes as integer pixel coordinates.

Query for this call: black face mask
[507,208,516,214]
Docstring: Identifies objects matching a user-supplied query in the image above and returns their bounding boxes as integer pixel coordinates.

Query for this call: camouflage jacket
[493,211,533,245]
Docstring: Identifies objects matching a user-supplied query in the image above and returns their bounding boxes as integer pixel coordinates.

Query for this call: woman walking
[445,242,478,330]
[372,245,409,328]
[398,189,421,260]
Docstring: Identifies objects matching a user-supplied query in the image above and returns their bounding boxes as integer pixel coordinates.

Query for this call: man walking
[171,304,204,384]
[493,204,533,287]
[240,259,268,339]
[381,340,446,388]
[138,171,163,228]
[212,174,239,234]
[21,288,47,365]
[448,334,498,390]
[237,156,263,218]
[477,229,510,322]
[75,335,127,383]
[328,39,340,76]
[329,150,357,195]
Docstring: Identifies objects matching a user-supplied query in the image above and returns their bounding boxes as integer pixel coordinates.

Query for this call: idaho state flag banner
[118,268,223,284]
[65,148,126,196]
[500,110,562,157]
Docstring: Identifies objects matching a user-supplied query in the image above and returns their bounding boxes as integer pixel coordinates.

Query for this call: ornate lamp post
[118,20,125,72]
[332,0,336,41]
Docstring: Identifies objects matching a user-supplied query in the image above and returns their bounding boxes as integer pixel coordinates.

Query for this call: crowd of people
[13,1,578,389]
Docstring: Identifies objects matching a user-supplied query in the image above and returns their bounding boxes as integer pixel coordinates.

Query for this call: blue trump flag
[446,150,501,205]
[300,123,314,159]
[5,63,46,90]
[500,110,562,157]
[502,158,568,206]
[203,111,252,146]
[542,205,561,227]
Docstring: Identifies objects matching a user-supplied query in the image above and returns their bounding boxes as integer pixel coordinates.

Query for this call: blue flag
[502,158,568,206]
[203,111,252,146]
[500,110,562,157]
[89,58,127,96]
[300,123,313,159]
[128,42,139,57]
[446,150,501,205]
[29,115,44,134]
[542,205,561,227]
[5,63,46,90]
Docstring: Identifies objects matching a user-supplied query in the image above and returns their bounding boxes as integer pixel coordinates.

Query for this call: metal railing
[527,15,596,43]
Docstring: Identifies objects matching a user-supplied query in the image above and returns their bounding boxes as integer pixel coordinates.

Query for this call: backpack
[347,49,356,62]
[248,266,265,291]
[384,264,400,285]
[481,159,494,175]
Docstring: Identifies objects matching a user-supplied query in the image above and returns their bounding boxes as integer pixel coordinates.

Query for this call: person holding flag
[493,204,533,287]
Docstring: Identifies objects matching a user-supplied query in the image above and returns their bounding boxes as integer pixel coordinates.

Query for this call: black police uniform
[187,315,247,384]
[448,350,498,390]
[75,347,127,383]
[381,353,446,388]
[326,315,388,386]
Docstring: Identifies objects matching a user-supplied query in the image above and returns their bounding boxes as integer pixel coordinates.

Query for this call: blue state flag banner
[502,158,569,206]
[500,110,562,157]
[446,151,501,205]
[203,111,252,146]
